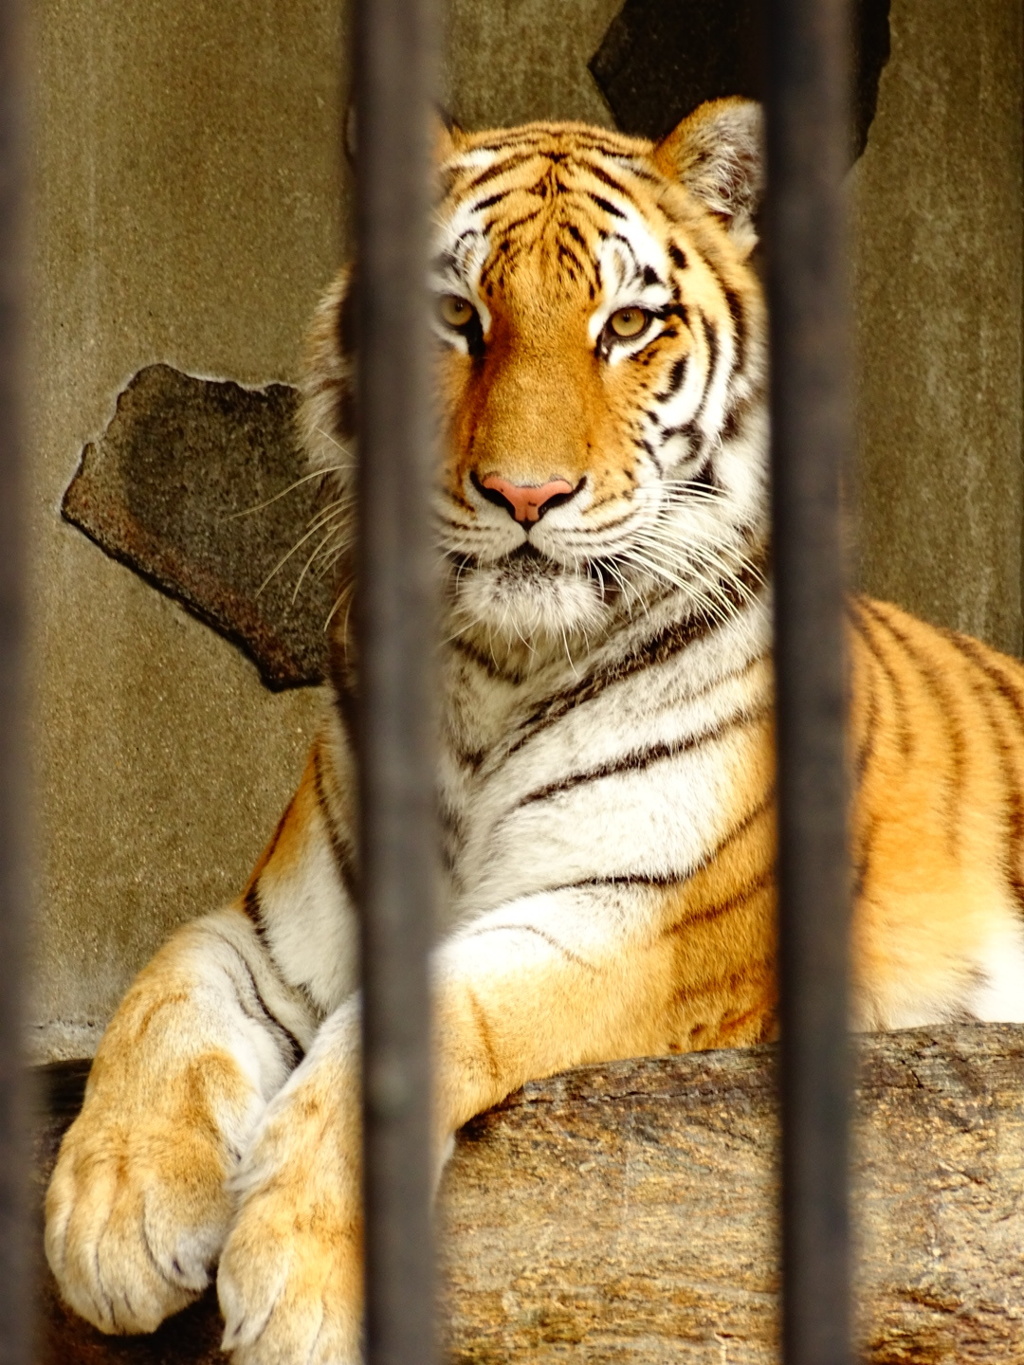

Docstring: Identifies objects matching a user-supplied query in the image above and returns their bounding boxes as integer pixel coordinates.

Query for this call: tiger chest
[435,642,776,952]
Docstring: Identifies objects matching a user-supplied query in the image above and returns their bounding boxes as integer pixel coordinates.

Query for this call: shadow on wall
[591,0,890,161]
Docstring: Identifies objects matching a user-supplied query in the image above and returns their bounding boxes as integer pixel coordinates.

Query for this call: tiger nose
[474,473,582,524]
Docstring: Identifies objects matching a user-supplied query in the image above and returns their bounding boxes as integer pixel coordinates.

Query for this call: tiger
[44,96,1024,1365]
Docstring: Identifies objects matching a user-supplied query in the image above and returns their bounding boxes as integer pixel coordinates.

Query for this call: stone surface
[33,1027,1024,1363]
[62,366,329,691]
[442,0,622,132]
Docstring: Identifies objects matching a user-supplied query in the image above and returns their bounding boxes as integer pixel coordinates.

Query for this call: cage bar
[352,0,439,1363]
[763,1,853,1363]
[0,0,30,1360]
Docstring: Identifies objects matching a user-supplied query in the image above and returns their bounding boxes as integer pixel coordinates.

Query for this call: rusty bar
[352,0,439,1362]
[0,0,30,1359]
[763,1,853,1362]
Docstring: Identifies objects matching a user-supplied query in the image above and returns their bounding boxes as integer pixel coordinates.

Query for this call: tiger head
[303,98,768,669]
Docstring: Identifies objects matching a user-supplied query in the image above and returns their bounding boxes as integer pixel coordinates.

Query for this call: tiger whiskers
[310,424,356,469]
[500,598,539,662]
[614,528,757,631]
[619,548,727,624]
[659,476,727,505]
[628,503,766,596]
[323,579,356,637]
[508,602,538,659]
[226,463,349,521]
[255,492,356,598]
[290,524,344,605]
[438,615,479,649]
[558,622,581,678]
[584,551,650,623]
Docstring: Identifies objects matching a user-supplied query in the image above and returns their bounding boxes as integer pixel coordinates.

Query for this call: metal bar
[352,0,438,1362]
[0,0,30,1359]
[763,2,853,1363]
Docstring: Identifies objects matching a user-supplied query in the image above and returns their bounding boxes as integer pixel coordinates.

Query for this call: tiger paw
[217,1070,364,1365]
[45,1107,237,1334]
[217,1176,363,1364]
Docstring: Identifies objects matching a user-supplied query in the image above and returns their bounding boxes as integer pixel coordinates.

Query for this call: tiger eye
[438,294,475,329]
[608,307,650,339]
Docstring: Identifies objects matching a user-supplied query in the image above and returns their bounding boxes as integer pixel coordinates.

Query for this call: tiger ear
[653,98,764,257]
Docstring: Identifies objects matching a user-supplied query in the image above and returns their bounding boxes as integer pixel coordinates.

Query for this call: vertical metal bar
[352,0,438,1362]
[0,0,30,1360]
[763,2,853,1363]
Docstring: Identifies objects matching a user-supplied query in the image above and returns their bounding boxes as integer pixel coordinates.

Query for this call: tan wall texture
[852,0,1024,654]
[29,0,348,1058]
[29,0,1023,1060]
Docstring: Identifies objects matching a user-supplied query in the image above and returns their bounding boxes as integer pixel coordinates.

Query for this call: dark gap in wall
[590,0,891,164]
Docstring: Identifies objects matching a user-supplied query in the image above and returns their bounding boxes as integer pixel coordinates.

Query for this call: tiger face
[303,99,770,667]
[431,99,769,661]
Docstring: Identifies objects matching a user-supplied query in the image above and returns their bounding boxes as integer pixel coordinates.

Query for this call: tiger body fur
[45,99,1024,1363]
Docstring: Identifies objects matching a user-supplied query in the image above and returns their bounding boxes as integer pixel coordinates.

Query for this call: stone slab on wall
[61,367,331,690]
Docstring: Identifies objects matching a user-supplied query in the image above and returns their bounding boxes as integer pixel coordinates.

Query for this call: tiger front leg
[45,908,314,1335]
[216,888,671,1365]
[217,1000,366,1365]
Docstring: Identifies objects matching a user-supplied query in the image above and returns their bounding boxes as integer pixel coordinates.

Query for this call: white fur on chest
[438,599,772,929]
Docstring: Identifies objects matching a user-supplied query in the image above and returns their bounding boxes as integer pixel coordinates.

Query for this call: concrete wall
[851,0,1024,654]
[28,0,347,1058]
[29,0,1023,1059]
